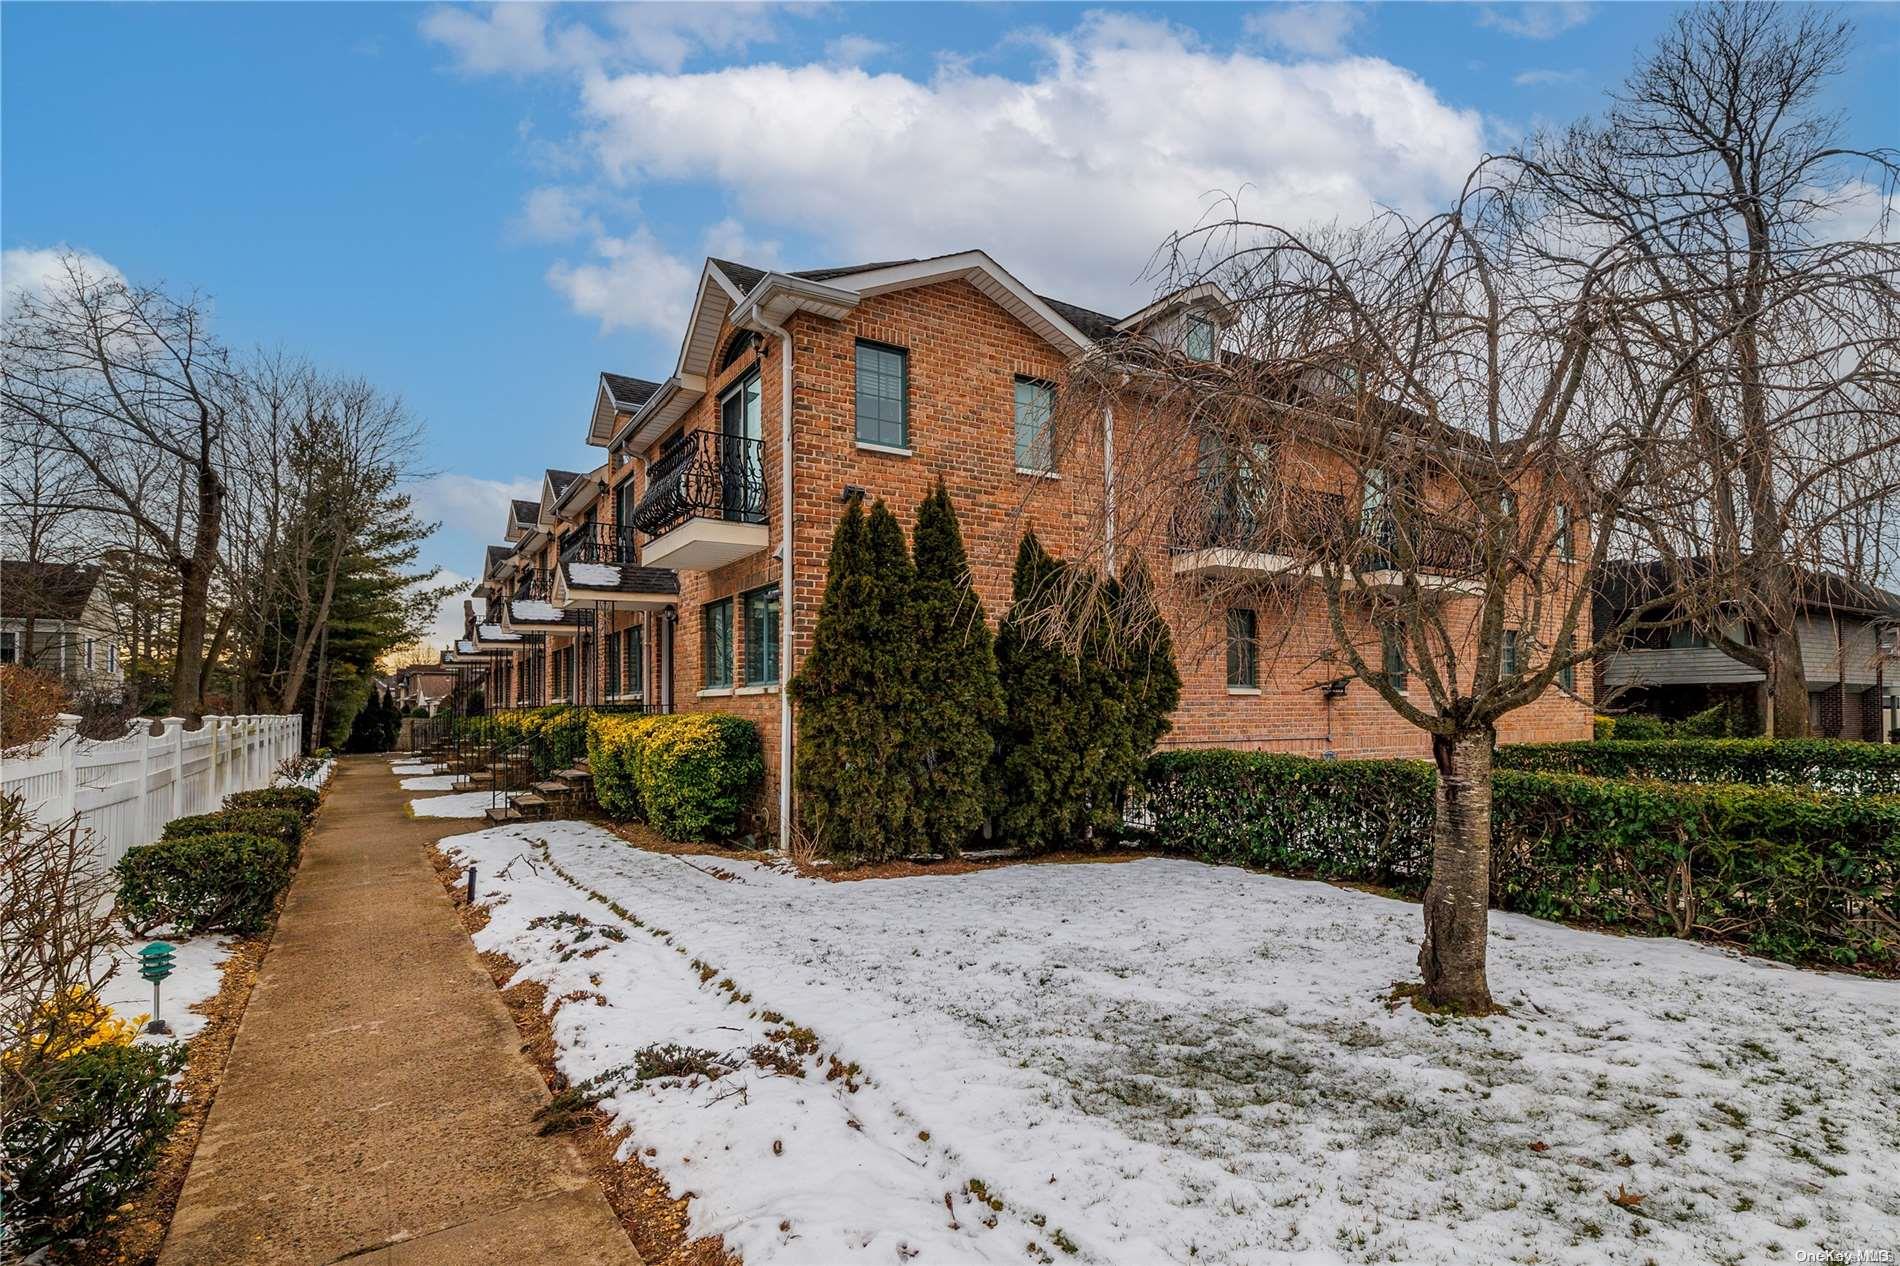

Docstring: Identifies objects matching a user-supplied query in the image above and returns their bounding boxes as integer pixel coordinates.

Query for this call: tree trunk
[1763,622,1808,738]
[169,467,224,720]
[1419,727,1496,1012]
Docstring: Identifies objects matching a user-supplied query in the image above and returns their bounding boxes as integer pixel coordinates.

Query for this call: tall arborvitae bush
[909,479,1005,854]
[790,497,924,860]
[996,540,1182,851]
[994,532,1092,851]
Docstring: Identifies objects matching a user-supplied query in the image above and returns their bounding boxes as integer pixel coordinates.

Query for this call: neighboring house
[0,560,124,692]
[1596,561,1900,741]
[391,665,459,714]
[464,250,1594,840]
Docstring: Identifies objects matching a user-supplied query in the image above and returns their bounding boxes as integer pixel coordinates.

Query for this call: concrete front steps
[484,761,592,826]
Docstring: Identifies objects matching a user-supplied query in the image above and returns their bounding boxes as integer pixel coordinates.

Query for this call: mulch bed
[430,843,738,1266]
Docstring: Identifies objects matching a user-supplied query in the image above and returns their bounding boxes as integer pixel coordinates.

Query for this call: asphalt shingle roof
[546,470,585,500]
[0,561,100,622]
[601,373,660,409]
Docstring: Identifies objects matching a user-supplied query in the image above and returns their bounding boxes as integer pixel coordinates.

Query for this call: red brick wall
[611,277,1592,818]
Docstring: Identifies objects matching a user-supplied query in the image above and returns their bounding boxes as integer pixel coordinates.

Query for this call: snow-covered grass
[391,761,441,777]
[409,791,492,818]
[441,821,1900,1266]
[399,774,458,791]
[96,932,233,1045]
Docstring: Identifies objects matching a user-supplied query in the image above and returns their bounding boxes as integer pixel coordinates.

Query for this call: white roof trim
[820,251,1095,356]
[730,273,861,330]
[1112,281,1238,334]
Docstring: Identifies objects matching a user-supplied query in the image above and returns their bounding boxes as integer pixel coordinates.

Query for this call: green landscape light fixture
[139,941,177,1036]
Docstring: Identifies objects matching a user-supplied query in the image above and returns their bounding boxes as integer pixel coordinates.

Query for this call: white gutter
[758,314,795,852]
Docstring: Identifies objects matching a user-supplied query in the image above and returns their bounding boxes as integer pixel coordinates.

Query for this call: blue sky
[5,1,1896,646]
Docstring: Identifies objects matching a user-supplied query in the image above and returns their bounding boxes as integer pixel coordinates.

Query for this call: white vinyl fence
[1,714,303,867]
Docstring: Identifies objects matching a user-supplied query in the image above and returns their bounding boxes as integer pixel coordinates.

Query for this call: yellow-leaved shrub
[587,712,763,840]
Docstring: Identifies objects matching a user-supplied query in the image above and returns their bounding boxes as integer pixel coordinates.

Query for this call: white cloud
[414,472,541,541]
[545,224,700,336]
[421,1,787,76]
[824,33,892,67]
[563,13,1486,314]
[419,569,474,652]
[1243,3,1363,58]
[1477,3,1594,40]
[513,185,602,242]
[2,245,125,317]
[1512,67,1584,87]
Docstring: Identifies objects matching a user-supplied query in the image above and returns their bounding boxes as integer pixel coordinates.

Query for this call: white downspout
[757,315,796,851]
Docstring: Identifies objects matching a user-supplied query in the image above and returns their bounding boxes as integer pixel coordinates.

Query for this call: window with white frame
[1184,313,1215,361]
[1013,377,1055,473]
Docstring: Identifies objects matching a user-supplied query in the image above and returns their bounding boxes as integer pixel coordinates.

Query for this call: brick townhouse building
[461,250,1593,844]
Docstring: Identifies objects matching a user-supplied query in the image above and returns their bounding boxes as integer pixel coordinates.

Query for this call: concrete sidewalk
[160,756,639,1266]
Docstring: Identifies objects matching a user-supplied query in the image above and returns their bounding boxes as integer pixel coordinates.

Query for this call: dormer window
[1184,313,1216,361]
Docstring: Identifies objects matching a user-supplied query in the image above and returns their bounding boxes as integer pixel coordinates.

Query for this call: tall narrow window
[1556,635,1575,692]
[1014,378,1055,473]
[854,340,908,449]
[605,633,620,697]
[0,632,15,664]
[1184,314,1215,361]
[1226,607,1258,688]
[1501,629,1519,676]
[703,598,734,689]
[1555,501,1574,560]
[743,586,781,684]
[624,626,643,696]
[1382,625,1408,691]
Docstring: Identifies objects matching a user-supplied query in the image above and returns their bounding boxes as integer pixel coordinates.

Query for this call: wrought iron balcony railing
[629,432,767,542]
[513,568,552,602]
[1171,482,1473,574]
[560,522,640,568]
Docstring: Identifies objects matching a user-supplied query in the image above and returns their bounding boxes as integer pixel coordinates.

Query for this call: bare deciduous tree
[2,256,238,717]
[1517,0,1900,735]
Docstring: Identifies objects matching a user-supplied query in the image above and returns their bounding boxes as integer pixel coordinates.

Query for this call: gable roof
[589,373,663,447]
[0,561,101,623]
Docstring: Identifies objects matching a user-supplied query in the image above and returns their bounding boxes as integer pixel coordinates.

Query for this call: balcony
[629,431,769,571]
[560,522,640,568]
[1171,483,1477,594]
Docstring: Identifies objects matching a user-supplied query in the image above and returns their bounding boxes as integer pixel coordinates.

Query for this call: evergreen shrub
[588,713,763,841]
[1,1038,185,1252]
[163,806,305,863]
[115,832,291,935]
[1145,749,1900,969]
[226,785,321,818]
[1497,738,1900,795]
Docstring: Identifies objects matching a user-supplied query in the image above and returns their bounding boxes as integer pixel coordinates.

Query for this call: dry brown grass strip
[430,842,738,1266]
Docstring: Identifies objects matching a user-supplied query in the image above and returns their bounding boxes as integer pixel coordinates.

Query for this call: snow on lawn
[96,932,233,1044]
[391,761,441,776]
[442,822,1900,1266]
[399,774,459,791]
[409,792,493,818]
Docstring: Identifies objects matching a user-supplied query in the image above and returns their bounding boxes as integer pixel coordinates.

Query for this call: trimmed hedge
[164,807,305,862]
[115,832,292,935]
[455,705,600,776]
[588,713,764,841]
[226,785,321,818]
[1497,738,1900,796]
[1145,749,1900,970]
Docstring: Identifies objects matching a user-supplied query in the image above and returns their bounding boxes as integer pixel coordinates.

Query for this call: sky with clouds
[5,2,1896,649]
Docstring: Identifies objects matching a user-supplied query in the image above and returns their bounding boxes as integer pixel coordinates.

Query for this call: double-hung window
[1501,629,1520,677]
[743,586,781,685]
[1382,625,1409,691]
[605,634,620,697]
[1556,635,1575,692]
[703,598,734,689]
[1014,378,1056,473]
[855,340,908,449]
[1554,502,1574,560]
[1226,608,1258,688]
